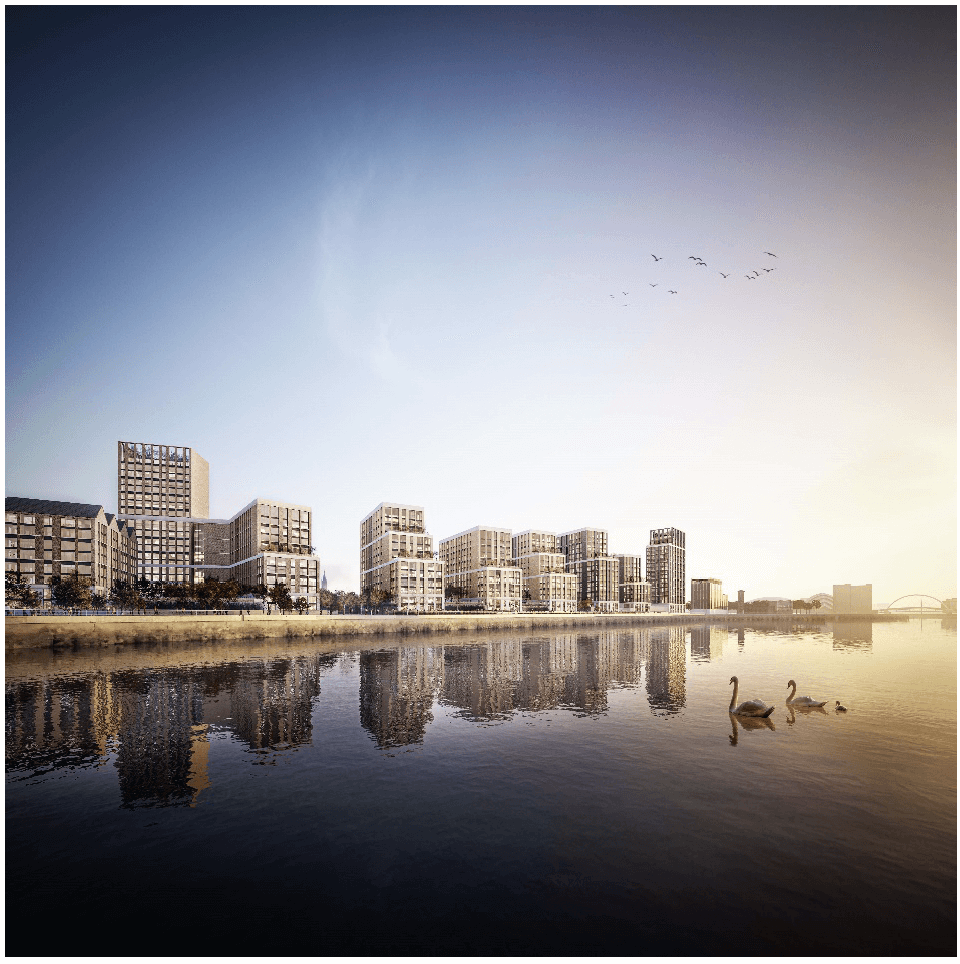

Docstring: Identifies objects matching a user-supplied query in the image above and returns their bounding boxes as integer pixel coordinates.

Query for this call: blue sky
[6,7,956,604]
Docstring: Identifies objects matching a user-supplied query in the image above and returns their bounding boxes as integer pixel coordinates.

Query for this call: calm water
[6,619,956,956]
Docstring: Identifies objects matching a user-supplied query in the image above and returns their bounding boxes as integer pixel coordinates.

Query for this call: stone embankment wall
[5,610,908,651]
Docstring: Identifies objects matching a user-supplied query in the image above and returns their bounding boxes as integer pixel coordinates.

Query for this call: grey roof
[6,496,104,519]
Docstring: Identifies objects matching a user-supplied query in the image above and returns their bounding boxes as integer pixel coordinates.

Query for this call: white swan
[729,676,775,717]
[835,701,848,712]
[786,679,826,707]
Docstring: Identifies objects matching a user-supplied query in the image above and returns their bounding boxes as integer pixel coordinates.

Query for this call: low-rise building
[691,577,726,612]
[360,502,444,611]
[512,530,577,612]
[5,497,137,602]
[440,525,522,611]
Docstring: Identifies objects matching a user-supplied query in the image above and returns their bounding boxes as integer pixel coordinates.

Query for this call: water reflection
[690,626,725,662]
[833,621,873,651]
[360,648,443,748]
[729,711,775,745]
[6,655,330,807]
[6,628,698,803]
[784,703,829,726]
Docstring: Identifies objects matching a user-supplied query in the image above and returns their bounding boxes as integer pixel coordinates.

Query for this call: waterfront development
[6,618,955,956]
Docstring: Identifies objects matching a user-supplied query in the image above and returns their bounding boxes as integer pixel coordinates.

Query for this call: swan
[835,701,848,712]
[786,680,826,707]
[729,676,775,717]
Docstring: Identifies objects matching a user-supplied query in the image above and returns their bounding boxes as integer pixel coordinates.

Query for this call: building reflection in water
[359,648,444,748]
[690,626,725,663]
[6,654,330,808]
[833,622,873,652]
[644,626,686,716]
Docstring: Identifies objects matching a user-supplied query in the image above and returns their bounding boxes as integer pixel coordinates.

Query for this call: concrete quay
[5,609,909,651]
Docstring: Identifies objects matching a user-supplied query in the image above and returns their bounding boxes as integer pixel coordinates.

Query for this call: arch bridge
[881,594,944,613]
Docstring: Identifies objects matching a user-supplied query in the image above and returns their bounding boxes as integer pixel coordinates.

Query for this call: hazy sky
[6,7,956,605]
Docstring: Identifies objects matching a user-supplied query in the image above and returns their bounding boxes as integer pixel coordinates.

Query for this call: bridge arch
[883,594,943,610]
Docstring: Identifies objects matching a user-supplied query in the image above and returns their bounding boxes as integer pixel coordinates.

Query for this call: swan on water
[729,676,775,717]
[786,679,826,707]
[835,701,848,712]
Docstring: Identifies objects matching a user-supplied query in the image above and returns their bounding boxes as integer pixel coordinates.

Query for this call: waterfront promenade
[5,609,908,651]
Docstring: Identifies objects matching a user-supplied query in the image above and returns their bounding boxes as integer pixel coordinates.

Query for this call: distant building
[558,527,619,612]
[737,589,745,614]
[321,571,328,591]
[692,577,725,612]
[360,502,444,612]
[511,530,577,612]
[833,584,872,614]
[614,553,650,612]
[646,528,686,610]
[942,598,957,614]
[5,497,137,601]
[440,525,522,611]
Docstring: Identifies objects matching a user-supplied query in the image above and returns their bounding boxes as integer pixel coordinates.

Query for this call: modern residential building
[194,498,320,603]
[833,583,872,615]
[117,440,209,585]
[360,502,444,611]
[512,530,577,612]
[558,527,619,612]
[614,553,650,612]
[440,525,522,611]
[691,577,726,612]
[118,440,320,607]
[5,497,137,602]
[646,527,686,611]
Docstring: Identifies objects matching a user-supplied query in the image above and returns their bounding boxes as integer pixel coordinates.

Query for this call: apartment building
[118,440,321,607]
[511,530,577,612]
[558,527,619,612]
[5,497,137,602]
[117,440,209,585]
[614,554,651,612]
[440,525,522,611]
[646,527,686,611]
[691,577,726,612]
[360,502,444,611]
[195,499,320,602]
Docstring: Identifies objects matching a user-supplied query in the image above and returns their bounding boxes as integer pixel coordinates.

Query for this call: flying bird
[764,251,777,257]
[746,275,754,280]
[623,292,629,295]
[697,262,707,267]
[668,290,678,294]
[719,273,729,278]
[763,268,775,273]
[649,284,658,288]
[688,256,700,260]
[651,254,662,261]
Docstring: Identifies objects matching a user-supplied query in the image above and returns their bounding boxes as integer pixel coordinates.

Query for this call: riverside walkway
[5,609,908,651]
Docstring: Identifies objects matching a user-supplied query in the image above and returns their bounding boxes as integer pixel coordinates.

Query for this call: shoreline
[5,610,911,651]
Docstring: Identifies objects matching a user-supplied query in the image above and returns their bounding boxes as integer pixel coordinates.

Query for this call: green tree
[268,581,293,612]
[52,572,93,609]
[294,596,310,615]
[6,572,28,607]
[579,597,594,612]
[343,591,362,613]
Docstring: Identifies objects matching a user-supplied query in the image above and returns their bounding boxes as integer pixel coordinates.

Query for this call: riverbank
[4,609,910,651]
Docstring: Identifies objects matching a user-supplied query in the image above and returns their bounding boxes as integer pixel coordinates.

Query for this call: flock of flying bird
[609,250,780,304]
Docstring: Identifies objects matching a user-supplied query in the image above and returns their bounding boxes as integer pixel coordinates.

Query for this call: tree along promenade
[5,609,908,651]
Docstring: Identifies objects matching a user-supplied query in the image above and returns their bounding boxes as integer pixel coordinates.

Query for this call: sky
[6,6,956,606]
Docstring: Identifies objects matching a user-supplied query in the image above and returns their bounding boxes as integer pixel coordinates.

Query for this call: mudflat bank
[5,610,908,651]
